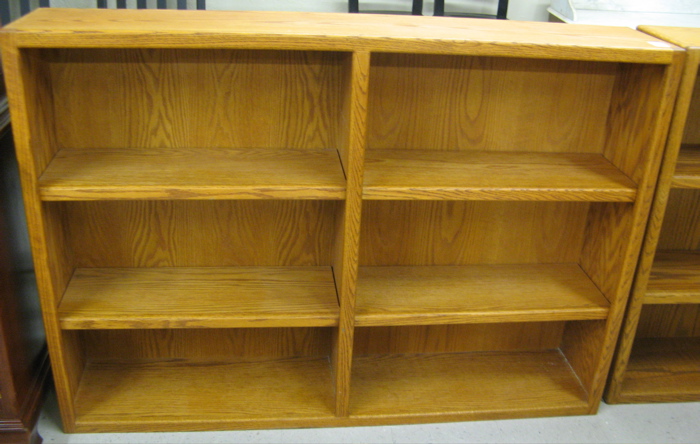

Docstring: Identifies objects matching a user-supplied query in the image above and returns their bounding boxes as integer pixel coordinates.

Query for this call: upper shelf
[39,148,346,201]
[363,150,637,201]
[672,144,700,189]
[0,8,679,63]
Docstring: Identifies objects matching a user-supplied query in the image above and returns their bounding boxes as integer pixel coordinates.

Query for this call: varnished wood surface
[47,49,344,152]
[74,357,335,432]
[3,9,679,63]
[40,148,345,200]
[619,337,700,402]
[83,328,332,361]
[672,144,700,188]
[360,201,588,266]
[64,201,337,268]
[350,351,588,418]
[636,304,700,338]
[354,323,565,355]
[645,251,700,304]
[355,264,609,326]
[59,267,339,329]
[367,55,616,154]
[363,150,636,201]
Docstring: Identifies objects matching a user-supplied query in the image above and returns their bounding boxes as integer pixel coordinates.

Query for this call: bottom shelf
[350,350,590,421]
[74,357,335,432]
[620,337,700,403]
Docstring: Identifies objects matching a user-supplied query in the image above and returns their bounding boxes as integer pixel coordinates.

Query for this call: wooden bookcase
[606,26,700,404]
[0,8,682,432]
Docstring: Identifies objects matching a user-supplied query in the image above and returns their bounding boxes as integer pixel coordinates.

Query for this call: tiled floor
[37,390,700,444]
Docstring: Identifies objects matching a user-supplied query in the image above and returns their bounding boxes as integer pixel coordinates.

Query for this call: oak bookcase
[0,8,683,432]
[606,26,700,404]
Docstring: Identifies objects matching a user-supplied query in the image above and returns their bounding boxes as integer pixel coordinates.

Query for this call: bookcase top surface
[0,8,679,63]
[639,26,700,50]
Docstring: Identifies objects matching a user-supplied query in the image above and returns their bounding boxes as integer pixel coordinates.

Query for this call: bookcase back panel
[61,200,338,267]
[354,322,565,355]
[366,54,616,153]
[359,201,588,266]
[82,328,333,361]
[46,49,345,150]
[657,189,700,250]
[636,305,700,338]
[683,73,700,145]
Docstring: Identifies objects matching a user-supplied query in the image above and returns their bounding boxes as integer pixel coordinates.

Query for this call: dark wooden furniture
[0,73,50,444]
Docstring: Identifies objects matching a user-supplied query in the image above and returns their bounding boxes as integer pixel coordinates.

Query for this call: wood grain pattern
[350,351,588,419]
[645,252,700,304]
[683,74,700,145]
[355,265,609,326]
[657,189,700,250]
[330,51,370,416]
[619,337,700,402]
[672,144,700,188]
[59,267,339,329]
[360,201,588,266]
[3,9,679,63]
[73,357,335,432]
[39,148,346,200]
[64,200,337,267]
[354,323,565,355]
[367,55,616,153]
[636,304,700,339]
[83,328,332,361]
[363,150,636,201]
[48,49,343,151]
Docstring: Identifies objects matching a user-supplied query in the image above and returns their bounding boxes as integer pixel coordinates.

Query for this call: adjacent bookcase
[0,8,682,432]
[607,26,700,404]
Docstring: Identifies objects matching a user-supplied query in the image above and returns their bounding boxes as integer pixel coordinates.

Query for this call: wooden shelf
[619,337,700,403]
[672,145,700,188]
[350,351,589,420]
[73,357,335,432]
[645,252,700,304]
[363,150,636,201]
[355,264,609,326]
[59,267,340,329]
[39,148,346,200]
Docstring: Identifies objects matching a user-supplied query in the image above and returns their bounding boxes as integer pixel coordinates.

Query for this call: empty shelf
[59,267,340,329]
[39,148,346,200]
[672,144,700,189]
[620,337,700,403]
[73,357,335,432]
[645,251,700,304]
[350,351,589,420]
[355,264,609,326]
[363,150,637,201]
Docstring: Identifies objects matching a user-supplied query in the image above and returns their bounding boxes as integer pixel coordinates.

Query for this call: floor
[37,390,700,444]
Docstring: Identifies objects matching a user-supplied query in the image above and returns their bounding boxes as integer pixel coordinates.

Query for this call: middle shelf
[355,264,610,326]
[58,266,340,329]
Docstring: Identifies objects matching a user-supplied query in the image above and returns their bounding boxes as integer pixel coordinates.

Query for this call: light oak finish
[356,265,609,326]
[672,144,700,188]
[40,148,346,200]
[2,8,678,63]
[644,252,700,304]
[618,338,700,402]
[350,351,589,420]
[363,151,636,201]
[58,267,340,329]
[606,26,700,404]
[0,9,681,432]
[74,357,335,432]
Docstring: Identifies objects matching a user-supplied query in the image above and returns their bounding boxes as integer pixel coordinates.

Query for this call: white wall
[49,0,551,21]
